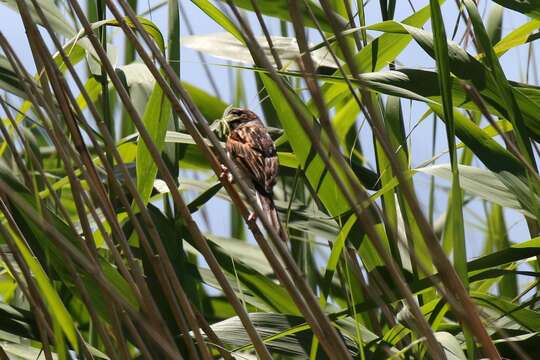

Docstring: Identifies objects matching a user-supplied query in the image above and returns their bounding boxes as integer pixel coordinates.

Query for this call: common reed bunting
[221,107,287,241]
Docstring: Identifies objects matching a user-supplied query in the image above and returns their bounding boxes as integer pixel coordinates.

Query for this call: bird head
[223,107,257,128]
[218,107,257,136]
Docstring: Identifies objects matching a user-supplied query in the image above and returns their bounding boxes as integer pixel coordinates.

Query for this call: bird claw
[247,212,257,222]
[219,164,234,183]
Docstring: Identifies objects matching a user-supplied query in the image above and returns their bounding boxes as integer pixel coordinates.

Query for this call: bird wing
[226,123,278,195]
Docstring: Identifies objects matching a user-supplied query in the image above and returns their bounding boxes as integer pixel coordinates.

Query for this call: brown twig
[98,0,364,358]
[66,0,273,358]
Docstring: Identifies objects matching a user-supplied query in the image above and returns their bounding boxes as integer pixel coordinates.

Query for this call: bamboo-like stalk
[105,1,355,358]
[224,0,506,354]
[299,1,453,308]
[64,1,273,358]
[0,24,186,357]
[225,0,445,356]
[221,1,446,358]
[0,210,56,360]
[315,0,501,357]
[1,1,536,359]
[247,0,282,69]
[0,52,128,360]
[0,98,121,357]
[178,3,222,98]
[25,2,216,357]
[287,2,407,355]
[0,180,183,358]
[463,83,540,182]
[11,0,144,303]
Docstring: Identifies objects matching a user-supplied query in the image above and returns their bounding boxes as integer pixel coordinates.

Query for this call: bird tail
[256,192,288,242]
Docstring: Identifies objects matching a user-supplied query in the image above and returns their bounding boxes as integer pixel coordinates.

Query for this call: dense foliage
[0,0,539,359]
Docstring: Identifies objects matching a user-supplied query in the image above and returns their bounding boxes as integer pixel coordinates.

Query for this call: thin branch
[66,1,273,358]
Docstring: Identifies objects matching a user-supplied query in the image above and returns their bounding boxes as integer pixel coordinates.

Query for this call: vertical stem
[120,0,138,136]
[96,0,116,210]
[165,0,181,218]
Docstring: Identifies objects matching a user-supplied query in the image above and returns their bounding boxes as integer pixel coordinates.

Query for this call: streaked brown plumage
[223,108,286,241]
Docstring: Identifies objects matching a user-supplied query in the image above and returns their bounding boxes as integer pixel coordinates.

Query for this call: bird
[221,107,287,241]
